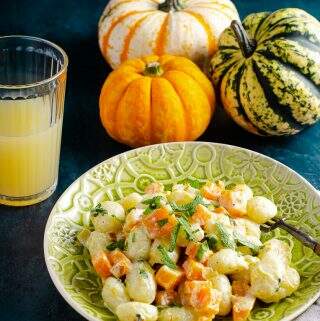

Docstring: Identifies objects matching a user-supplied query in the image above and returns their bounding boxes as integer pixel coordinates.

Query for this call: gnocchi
[102,277,129,313]
[158,307,194,321]
[149,239,179,266]
[250,239,299,302]
[126,261,156,304]
[116,302,158,321]
[209,273,232,316]
[79,180,300,321]
[126,225,151,260]
[85,231,109,257]
[247,196,277,224]
[121,192,143,211]
[91,201,125,233]
[208,249,249,274]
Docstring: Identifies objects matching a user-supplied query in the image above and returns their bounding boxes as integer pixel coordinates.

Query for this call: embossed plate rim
[43,141,320,321]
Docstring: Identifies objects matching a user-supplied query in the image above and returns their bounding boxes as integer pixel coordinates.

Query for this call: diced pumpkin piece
[201,181,225,201]
[143,207,177,238]
[155,290,177,306]
[186,242,212,264]
[191,204,212,226]
[108,249,132,278]
[179,280,221,315]
[186,242,200,259]
[232,295,255,321]
[218,185,253,218]
[232,280,250,297]
[145,182,164,194]
[214,206,229,215]
[182,259,206,280]
[92,251,112,279]
[156,265,184,290]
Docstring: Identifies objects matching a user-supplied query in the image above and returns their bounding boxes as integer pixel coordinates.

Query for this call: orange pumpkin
[99,55,215,147]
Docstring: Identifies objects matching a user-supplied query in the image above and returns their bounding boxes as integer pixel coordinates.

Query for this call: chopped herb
[206,234,218,250]
[132,232,136,243]
[183,178,205,189]
[196,240,209,261]
[143,207,153,215]
[157,245,177,269]
[169,223,180,252]
[139,269,148,278]
[142,196,163,215]
[234,231,261,253]
[176,217,195,241]
[157,218,168,227]
[91,203,107,217]
[216,222,236,249]
[170,194,205,217]
[106,238,125,251]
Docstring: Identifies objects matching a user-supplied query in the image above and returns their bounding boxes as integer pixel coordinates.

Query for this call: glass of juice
[0,36,68,206]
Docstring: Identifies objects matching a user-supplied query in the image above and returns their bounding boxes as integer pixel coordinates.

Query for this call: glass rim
[0,35,68,89]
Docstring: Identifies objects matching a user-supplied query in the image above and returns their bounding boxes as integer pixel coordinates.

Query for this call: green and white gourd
[211,8,320,135]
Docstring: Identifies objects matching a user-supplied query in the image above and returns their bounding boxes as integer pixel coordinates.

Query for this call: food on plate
[211,8,320,136]
[98,0,240,69]
[78,179,300,320]
[99,54,215,147]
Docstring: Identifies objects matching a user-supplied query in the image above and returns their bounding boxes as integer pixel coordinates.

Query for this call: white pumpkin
[98,0,240,69]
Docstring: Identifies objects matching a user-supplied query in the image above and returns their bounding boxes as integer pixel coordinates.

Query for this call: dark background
[0,0,319,320]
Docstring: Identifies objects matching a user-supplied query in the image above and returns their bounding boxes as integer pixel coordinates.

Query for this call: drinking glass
[0,36,68,206]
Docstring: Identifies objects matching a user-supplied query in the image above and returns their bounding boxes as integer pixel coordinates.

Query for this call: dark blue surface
[0,0,319,320]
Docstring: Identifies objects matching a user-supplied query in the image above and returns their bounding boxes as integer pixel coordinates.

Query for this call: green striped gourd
[211,8,320,136]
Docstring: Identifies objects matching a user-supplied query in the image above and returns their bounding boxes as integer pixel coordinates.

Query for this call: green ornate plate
[44,142,320,321]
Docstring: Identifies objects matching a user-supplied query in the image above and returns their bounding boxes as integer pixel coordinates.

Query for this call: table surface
[1,0,320,320]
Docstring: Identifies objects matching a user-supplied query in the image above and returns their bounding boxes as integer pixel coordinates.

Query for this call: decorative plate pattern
[44,142,320,321]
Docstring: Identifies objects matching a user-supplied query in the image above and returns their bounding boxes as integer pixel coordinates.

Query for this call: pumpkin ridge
[248,12,271,39]
[213,60,237,90]
[154,15,169,56]
[229,63,266,135]
[120,14,151,63]
[256,50,320,95]
[101,10,153,59]
[186,4,237,21]
[258,19,320,43]
[251,59,304,131]
[183,10,216,56]
[115,77,152,146]
[100,0,156,24]
[255,12,309,40]
[260,32,320,52]
[165,75,190,141]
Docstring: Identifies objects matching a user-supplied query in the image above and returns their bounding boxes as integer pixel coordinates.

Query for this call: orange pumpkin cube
[201,181,225,201]
[155,265,184,290]
[107,249,132,278]
[92,251,112,279]
[179,280,221,313]
[182,259,206,280]
[186,242,200,259]
[232,280,250,297]
[191,204,212,226]
[143,207,177,239]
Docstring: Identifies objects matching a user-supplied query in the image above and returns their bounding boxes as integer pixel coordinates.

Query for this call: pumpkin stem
[144,62,164,77]
[231,20,256,58]
[159,0,185,12]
